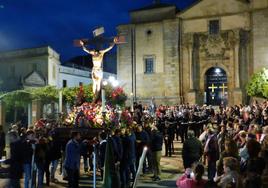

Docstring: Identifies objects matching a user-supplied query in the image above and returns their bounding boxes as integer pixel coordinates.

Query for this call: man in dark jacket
[204,128,219,180]
[6,130,23,188]
[182,130,203,169]
[80,139,89,173]
[164,120,174,157]
[127,128,136,180]
[22,130,36,188]
[135,126,149,173]
[64,131,81,188]
[98,131,107,180]
[48,129,62,182]
[151,126,163,181]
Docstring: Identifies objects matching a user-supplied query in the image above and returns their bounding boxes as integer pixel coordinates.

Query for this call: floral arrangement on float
[119,109,133,128]
[64,85,129,129]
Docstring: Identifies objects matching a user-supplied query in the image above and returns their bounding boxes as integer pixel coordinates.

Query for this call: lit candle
[133,147,148,187]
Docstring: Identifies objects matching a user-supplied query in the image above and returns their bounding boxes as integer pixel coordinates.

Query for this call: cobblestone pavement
[0,141,183,188]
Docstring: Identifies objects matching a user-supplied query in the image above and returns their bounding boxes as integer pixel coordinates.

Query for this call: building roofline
[0,45,60,60]
[130,3,178,13]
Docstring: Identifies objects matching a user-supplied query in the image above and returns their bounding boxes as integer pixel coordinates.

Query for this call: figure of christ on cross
[79,37,118,101]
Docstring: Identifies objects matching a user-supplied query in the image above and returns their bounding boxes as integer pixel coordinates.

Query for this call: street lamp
[215,68,221,74]
[130,93,134,112]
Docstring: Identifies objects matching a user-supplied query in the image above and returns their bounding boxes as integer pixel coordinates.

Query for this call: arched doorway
[205,67,228,106]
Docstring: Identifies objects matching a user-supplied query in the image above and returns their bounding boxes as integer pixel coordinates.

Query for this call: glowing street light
[112,80,119,87]
[102,80,108,86]
[108,76,115,83]
[215,68,221,74]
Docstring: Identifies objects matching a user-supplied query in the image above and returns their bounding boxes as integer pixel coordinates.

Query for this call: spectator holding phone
[176,163,207,188]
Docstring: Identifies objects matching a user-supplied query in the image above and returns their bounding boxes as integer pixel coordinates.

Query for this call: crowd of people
[177,100,268,188]
[1,100,268,188]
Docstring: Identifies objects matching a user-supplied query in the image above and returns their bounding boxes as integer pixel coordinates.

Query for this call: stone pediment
[178,0,249,19]
[23,71,46,86]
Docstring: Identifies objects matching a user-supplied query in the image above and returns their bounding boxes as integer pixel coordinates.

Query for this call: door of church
[205,67,228,106]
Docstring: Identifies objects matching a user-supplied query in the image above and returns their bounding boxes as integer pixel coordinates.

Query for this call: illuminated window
[209,20,220,35]
[144,57,154,74]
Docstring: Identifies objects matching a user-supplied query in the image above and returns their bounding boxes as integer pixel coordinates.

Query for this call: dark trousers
[207,161,216,181]
[8,179,20,188]
[66,168,79,188]
[120,165,128,188]
[164,138,172,156]
[44,160,50,186]
[129,160,136,180]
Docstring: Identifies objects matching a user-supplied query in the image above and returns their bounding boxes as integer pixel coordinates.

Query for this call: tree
[2,90,32,122]
[62,84,94,106]
[29,86,59,103]
[246,68,268,99]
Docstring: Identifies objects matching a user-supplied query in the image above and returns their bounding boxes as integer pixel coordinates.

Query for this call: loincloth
[92,67,103,80]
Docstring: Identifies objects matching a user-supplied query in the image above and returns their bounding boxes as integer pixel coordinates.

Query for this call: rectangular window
[144,57,154,74]
[63,80,67,88]
[209,20,220,35]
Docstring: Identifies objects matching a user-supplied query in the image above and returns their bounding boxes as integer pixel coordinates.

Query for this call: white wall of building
[58,65,117,88]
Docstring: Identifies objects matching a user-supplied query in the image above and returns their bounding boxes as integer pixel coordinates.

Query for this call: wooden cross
[219,83,228,94]
[208,83,217,93]
[73,27,126,50]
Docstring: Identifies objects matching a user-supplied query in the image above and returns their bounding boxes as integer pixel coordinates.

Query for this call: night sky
[0,0,196,62]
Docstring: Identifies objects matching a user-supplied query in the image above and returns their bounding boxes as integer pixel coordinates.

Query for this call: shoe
[153,176,161,181]
[51,178,59,183]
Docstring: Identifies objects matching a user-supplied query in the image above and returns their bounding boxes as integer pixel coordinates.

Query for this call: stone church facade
[117,0,268,105]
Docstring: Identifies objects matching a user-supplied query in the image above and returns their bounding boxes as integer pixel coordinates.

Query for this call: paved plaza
[0,141,183,188]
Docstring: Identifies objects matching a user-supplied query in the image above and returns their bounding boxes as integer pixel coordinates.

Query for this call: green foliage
[29,86,58,103]
[3,90,32,109]
[246,68,268,99]
[62,83,94,105]
[62,86,78,105]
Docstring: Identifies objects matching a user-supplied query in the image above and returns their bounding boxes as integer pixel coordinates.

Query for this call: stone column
[232,30,242,105]
[234,42,240,88]
[187,34,194,90]
[31,99,42,125]
[183,33,197,104]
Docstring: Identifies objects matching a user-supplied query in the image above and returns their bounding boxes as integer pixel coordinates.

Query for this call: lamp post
[130,92,134,113]
[101,81,108,114]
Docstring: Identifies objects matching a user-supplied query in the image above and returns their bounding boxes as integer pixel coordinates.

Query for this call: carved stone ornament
[204,35,226,57]
[182,33,193,49]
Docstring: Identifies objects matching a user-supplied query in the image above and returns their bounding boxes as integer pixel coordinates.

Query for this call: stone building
[0,46,60,91]
[117,0,268,105]
[0,46,116,126]
[0,46,117,91]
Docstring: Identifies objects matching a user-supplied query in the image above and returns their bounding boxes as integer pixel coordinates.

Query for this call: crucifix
[208,83,217,93]
[219,83,228,94]
[74,27,125,103]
